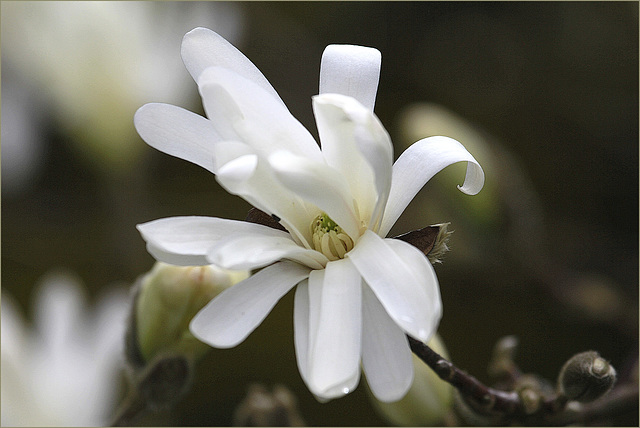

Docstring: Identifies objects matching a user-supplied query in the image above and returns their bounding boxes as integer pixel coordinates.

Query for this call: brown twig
[406,335,522,416]
[110,390,146,427]
[547,383,638,426]
[408,336,638,426]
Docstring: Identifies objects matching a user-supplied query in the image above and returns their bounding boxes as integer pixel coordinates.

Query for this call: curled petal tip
[457,162,485,196]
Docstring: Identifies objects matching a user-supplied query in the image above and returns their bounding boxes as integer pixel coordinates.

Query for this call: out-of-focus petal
[134,103,222,173]
[198,66,320,159]
[361,285,413,402]
[33,273,86,353]
[181,27,284,106]
[0,294,27,364]
[380,136,484,236]
[137,216,288,266]
[306,259,362,399]
[269,150,360,239]
[208,233,328,270]
[313,93,392,232]
[319,44,381,111]
[347,230,441,342]
[189,261,311,348]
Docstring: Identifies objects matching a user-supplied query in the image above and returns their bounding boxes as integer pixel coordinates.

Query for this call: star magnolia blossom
[135,27,484,402]
[1,273,128,426]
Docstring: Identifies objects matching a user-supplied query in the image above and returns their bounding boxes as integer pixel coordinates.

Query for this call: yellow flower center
[311,213,354,261]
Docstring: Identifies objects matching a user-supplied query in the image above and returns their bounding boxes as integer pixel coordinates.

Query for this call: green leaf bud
[129,262,249,366]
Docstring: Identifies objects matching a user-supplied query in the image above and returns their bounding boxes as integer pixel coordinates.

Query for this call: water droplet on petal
[418,328,429,341]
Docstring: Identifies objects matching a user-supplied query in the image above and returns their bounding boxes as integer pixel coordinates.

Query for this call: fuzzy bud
[126,262,249,368]
[233,384,306,426]
[557,351,617,403]
[394,223,453,264]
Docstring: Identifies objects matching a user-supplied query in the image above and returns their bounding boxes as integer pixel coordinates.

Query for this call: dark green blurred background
[2,2,638,426]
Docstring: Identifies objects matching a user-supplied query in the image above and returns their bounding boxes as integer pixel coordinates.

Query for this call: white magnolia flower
[1,272,129,426]
[135,28,484,402]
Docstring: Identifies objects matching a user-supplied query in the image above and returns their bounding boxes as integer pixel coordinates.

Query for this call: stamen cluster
[311,213,354,261]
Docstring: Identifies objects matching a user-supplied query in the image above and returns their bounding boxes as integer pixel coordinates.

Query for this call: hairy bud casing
[558,351,617,403]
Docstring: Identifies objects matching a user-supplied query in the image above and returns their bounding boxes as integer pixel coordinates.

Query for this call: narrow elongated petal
[293,280,311,385]
[34,275,85,352]
[306,260,362,399]
[319,44,381,111]
[144,242,210,267]
[380,136,485,237]
[269,150,360,239]
[190,261,311,348]
[313,93,393,232]
[208,234,328,270]
[134,103,222,174]
[181,27,284,106]
[137,216,288,266]
[198,66,320,159]
[361,285,414,402]
[348,230,442,342]
[214,149,315,247]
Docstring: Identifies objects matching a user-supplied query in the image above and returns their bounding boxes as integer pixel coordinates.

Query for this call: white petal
[198,66,320,159]
[269,150,360,239]
[306,259,362,399]
[209,140,254,172]
[91,288,130,361]
[293,279,311,385]
[347,230,442,342]
[0,293,27,364]
[207,233,328,270]
[380,136,485,237]
[319,44,381,111]
[214,149,315,247]
[180,27,284,106]
[137,216,287,266]
[134,103,221,174]
[33,273,86,352]
[313,93,393,232]
[190,261,311,348]
[361,285,413,402]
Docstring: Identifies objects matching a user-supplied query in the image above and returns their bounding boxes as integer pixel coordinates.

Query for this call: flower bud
[137,354,192,410]
[233,384,306,426]
[557,351,617,403]
[128,262,249,367]
[368,334,454,426]
[426,223,453,264]
[394,223,452,264]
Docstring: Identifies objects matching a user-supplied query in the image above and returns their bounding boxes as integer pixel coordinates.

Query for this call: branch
[406,335,522,415]
[111,390,146,426]
[547,383,638,426]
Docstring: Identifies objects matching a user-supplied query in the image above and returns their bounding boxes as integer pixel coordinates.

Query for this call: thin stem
[110,390,147,427]
[406,335,522,415]
[547,383,638,426]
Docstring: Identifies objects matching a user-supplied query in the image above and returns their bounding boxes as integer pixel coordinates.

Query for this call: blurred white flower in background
[1,272,130,427]
[0,1,244,179]
[0,69,48,196]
